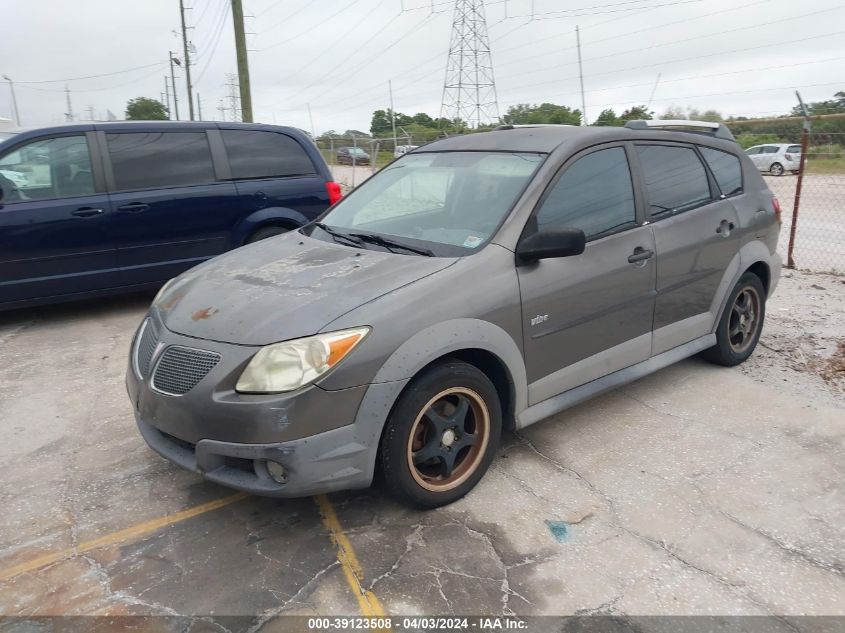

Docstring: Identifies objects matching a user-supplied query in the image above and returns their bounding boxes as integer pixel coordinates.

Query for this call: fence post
[787,92,812,269]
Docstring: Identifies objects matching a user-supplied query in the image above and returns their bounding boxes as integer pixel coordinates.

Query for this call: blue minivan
[0,121,341,311]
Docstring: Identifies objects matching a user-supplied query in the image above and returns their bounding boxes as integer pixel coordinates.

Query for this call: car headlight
[236,327,370,394]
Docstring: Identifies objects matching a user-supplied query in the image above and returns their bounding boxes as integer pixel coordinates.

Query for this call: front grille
[135,318,159,377]
[152,346,221,395]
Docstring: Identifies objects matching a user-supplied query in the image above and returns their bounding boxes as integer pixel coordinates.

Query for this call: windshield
[313,151,544,256]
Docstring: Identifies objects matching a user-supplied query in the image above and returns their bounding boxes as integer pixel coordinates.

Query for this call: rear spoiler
[624,119,735,141]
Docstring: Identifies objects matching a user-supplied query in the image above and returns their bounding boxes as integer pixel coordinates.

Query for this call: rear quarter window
[222,130,317,180]
[699,147,743,197]
[787,145,802,153]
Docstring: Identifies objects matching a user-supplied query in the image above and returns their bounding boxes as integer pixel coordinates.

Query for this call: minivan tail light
[325,181,342,205]
[772,197,782,225]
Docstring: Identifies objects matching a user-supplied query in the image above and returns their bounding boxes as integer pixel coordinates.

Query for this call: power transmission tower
[64,85,75,122]
[225,73,241,122]
[439,0,499,130]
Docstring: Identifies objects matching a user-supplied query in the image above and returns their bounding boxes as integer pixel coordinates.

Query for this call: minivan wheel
[701,272,766,367]
[379,360,501,509]
[247,225,290,243]
[769,162,784,176]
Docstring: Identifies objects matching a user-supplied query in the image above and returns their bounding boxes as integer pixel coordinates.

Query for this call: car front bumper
[127,312,407,497]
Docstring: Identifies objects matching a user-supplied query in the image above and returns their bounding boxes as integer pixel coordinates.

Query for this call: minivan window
[107,132,215,191]
[0,135,94,201]
[537,147,636,239]
[637,145,711,217]
[316,152,544,254]
[222,130,316,180]
[699,147,743,197]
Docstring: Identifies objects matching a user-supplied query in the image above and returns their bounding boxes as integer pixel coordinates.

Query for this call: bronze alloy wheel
[728,285,761,354]
[406,387,490,492]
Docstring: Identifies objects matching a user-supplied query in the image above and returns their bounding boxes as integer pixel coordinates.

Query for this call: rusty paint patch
[191,307,219,321]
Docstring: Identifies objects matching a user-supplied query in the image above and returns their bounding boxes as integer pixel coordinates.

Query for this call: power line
[15,62,168,85]
[259,0,364,50]
[194,1,231,83]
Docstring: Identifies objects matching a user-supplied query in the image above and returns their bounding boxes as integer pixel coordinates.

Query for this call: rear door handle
[71,206,104,218]
[118,202,150,214]
[628,247,654,264]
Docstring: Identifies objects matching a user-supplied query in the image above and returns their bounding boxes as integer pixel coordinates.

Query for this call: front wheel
[379,360,501,509]
[701,272,766,366]
[770,162,785,176]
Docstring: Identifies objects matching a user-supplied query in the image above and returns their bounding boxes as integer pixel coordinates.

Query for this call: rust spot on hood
[191,307,219,321]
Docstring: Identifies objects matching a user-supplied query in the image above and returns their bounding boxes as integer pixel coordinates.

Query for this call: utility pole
[2,75,20,125]
[787,91,812,269]
[389,80,397,151]
[64,84,74,122]
[169,52,180,120]
[179,0,195,121]
[196,93,202,120]
[231,0,254,122]
[576,25,587,125]
[86,104,95,121]
[164,77,172,119]
[307,103,315,138]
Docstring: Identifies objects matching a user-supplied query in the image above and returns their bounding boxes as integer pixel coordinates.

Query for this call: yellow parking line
[0,491,249,584]
[314,494,387,618]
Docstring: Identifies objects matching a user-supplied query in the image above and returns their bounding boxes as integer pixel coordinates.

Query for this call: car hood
[155,233,457,346]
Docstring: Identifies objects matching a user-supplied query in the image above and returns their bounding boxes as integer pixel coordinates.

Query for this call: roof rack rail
[624,119,735,141]
[494,124,577,130]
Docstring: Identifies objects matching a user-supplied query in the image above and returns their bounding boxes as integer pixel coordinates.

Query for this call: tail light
[785,153,793,161]
[325,181,342,206]
[772,197,782,225]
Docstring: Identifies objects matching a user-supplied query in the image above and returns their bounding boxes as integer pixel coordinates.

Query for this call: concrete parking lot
[1,266,843,623]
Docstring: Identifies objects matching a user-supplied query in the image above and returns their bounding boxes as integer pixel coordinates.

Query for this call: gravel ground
[740,268,845,408]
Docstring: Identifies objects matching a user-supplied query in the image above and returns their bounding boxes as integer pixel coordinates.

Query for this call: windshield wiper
[348,232,434,257]
[313,222,364,248]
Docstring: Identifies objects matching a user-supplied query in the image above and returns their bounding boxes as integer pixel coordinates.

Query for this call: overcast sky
[2,0,843,133]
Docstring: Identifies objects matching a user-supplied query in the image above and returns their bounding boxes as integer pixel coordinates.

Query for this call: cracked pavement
[0,272,843,620]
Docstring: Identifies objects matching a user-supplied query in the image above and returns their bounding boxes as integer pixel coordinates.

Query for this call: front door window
[0,136,94,202]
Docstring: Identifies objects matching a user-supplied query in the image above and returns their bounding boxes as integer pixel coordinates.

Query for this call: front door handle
[118,202,150,214]
[628,247,655,264]
[72,206,104,218]
[716,219,736,236]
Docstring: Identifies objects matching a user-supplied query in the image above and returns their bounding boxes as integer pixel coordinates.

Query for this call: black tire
[246,225,290,244]
[769,162,784,176]
[379,360,502,509]
[700,272,766,367]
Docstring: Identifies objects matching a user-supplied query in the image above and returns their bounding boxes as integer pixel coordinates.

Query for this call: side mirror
[516,227,586,265]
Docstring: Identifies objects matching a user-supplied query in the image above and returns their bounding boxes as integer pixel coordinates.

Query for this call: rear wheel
[701,272,766,366]
[769,162,784,176]
[246,225,290,244]
[379,360,501,509]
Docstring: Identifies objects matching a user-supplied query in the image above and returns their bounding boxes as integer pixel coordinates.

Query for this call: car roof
[418,124,739,154]
[0,120,311,140]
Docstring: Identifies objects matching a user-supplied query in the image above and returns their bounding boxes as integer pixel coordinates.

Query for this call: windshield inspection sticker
[463,235,483,248]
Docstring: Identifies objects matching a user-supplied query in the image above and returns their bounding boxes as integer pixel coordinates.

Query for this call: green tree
[619,105,653,122]
[502,103,581,125]
[594,108,620,126]
[125,97,168,120]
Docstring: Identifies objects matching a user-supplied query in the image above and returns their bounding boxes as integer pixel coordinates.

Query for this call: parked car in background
[745,143,802,176]
[0,121,341,311]
[128,120,781,509]
[394,144,420,158]
[336,146,370,165]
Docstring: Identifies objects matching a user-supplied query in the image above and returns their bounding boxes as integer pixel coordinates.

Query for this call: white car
[394,144,420,158]
[745,143,802,176]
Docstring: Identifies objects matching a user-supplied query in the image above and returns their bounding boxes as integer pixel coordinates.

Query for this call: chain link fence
[729,124,845,274]
[314,135,414,189]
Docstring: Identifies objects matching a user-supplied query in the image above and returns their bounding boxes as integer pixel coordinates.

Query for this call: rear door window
[762,146,779,154]
[222,130,316,180]
[106,132,215,191]
[699,147,743,197]
[636,145,712,218]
